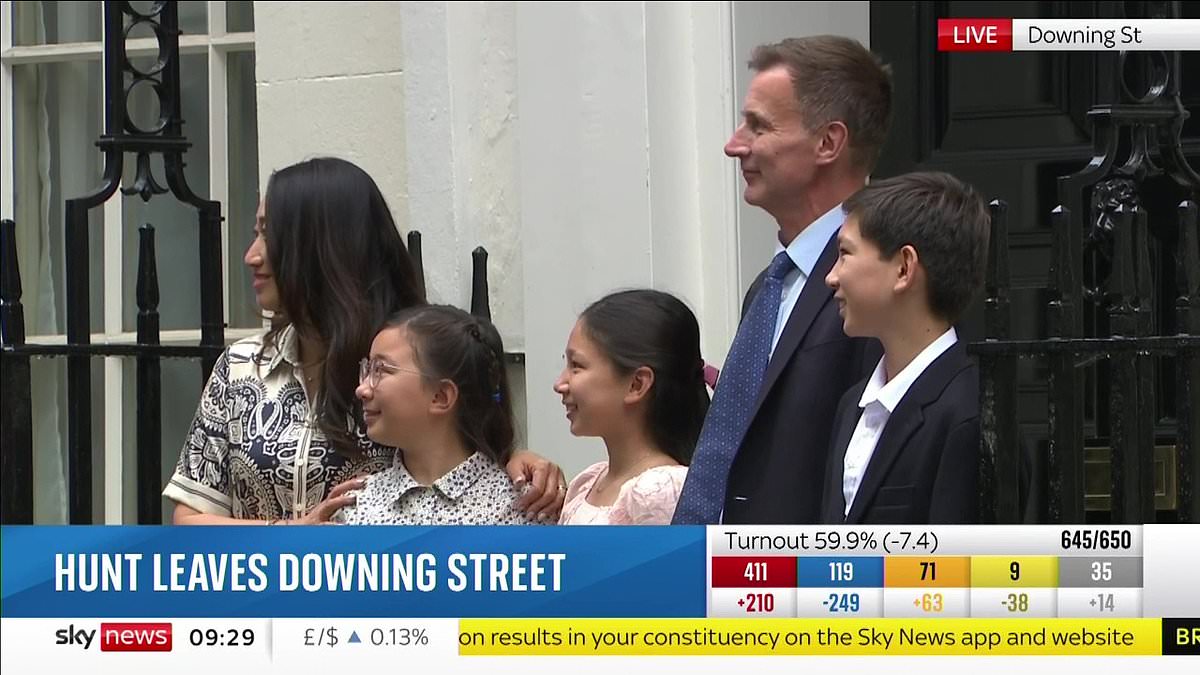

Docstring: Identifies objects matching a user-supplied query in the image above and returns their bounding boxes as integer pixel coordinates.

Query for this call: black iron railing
[971,3,1200,524]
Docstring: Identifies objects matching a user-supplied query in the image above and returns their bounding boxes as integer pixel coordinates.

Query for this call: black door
[870,1,1200,522]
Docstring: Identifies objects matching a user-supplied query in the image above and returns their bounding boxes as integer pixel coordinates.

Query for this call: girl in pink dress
[554,290,710,524]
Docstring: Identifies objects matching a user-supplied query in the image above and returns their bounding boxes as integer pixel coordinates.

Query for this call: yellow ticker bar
[458,618,1160,656]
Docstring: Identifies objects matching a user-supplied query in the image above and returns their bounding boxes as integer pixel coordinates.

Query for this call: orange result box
[885,556,971,587]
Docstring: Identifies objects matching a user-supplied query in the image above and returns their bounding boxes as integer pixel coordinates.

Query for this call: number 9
[1010,561,1020,581]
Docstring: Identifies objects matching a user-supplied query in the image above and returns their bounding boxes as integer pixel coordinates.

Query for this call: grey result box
[1056,557,1142,587]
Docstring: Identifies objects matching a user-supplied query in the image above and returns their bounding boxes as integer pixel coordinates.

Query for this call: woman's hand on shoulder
[505,450,567,523]
[295,477,367,525]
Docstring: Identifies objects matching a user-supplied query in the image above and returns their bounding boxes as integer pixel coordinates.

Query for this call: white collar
[859,327,959,413]
[773,203,845,278]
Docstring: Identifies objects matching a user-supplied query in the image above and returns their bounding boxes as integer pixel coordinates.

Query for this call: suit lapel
[826,382,867,522]
[844,403,924,524]
[843,343,971,523]
[748,231,841,418]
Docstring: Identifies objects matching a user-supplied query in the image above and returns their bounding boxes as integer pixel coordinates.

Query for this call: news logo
[100,623,173,652]
[54,624,95,649]
[54,623,172,651]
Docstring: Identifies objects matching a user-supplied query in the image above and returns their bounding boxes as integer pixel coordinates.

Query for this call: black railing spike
[984,199,1010,340]
[136,223,163,523]
[470,246,491,320]
[137,224,160,313]
[978,200,1020,522]
[0,219,34,523]
[1,219,26,346]
[1177,201,1200,522]
[407,230,426,300]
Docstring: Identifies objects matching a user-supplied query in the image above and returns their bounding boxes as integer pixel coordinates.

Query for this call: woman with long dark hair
[165,157,564,524]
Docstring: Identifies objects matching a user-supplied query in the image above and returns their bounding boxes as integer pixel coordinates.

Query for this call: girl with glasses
[335,305,539,525]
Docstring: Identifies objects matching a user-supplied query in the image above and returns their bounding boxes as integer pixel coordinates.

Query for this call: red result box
[711,556,797,588]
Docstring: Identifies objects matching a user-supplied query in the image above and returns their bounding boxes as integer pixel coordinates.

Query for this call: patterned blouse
[163,326,393,520]
[334,452,539,525]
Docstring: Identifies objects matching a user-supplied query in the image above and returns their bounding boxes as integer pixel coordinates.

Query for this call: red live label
[99,623,172,652]
[937,18,1013,51]
[711,556,797,588]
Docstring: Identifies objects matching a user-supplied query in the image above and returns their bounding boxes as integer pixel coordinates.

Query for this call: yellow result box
[971,556,1058,587]
[885,556,970,587]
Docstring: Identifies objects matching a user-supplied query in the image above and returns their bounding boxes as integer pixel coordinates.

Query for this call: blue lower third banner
[0,526,705,618]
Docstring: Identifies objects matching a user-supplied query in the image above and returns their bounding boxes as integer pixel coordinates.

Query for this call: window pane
[177,0,207,35]
[29,358,68,523]
[11,60,106,336]
[121,54,210,332]
[228,51,261,328]
[28,357,106,522]
[12,1,101,46]
[227,0,255,32]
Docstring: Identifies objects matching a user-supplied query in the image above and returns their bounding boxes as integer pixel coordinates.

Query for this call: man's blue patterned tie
[672,250,796,524]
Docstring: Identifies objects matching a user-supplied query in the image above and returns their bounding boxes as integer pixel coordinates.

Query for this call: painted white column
[400,2,523,337]
[518,1,738,479]
[647,0,741,369]
[401,1,528,443]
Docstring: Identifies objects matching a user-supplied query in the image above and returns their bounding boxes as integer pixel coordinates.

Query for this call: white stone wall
[254,1,408,220]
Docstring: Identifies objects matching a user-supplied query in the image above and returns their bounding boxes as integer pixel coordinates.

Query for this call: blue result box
[797,557,883,587]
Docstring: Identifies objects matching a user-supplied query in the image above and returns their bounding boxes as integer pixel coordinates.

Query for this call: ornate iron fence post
[971,1,1199,524]
[979,200,1021,522]
[1,219,35,523]
[28,1,224,523]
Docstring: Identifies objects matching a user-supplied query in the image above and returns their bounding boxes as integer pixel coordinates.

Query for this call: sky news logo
[54,623,172,652]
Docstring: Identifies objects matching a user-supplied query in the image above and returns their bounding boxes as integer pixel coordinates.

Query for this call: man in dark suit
[672,37,892,524]
[820,172,990,524]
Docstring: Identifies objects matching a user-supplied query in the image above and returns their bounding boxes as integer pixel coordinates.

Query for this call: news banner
[1,525,1198,672]
[936,18,1200,51]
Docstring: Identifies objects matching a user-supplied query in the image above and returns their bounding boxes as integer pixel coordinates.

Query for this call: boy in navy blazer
[821,171,990,524]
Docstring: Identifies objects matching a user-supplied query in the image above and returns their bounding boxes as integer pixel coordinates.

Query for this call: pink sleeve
[613,466,689,525]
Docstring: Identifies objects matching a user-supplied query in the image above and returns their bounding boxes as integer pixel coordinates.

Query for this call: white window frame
[0,1,261,523]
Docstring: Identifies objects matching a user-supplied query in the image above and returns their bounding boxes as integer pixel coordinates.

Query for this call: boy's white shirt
[842,326,958,516]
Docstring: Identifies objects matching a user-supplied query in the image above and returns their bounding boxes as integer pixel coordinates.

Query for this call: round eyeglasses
[358,357,424,388]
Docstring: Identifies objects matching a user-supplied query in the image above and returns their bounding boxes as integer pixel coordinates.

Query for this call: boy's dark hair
[382,305,514,466]
[579,290,710,466]
[844,171,991,322]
